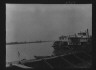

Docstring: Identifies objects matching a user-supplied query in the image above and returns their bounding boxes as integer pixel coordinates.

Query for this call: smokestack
[75,33,77,37]
[86,29,89,38]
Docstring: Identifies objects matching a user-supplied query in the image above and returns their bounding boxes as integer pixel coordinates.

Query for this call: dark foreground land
[6,49,92,70]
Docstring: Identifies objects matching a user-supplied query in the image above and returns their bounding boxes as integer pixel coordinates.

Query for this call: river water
[6,42,54,62]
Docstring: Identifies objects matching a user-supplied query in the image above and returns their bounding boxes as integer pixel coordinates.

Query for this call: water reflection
[6,42,54,62]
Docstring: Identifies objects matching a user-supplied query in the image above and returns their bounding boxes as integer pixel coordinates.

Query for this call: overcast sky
[6,4,92,42]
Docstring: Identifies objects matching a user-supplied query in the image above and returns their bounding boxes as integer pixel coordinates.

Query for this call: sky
[6,4,92,42]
